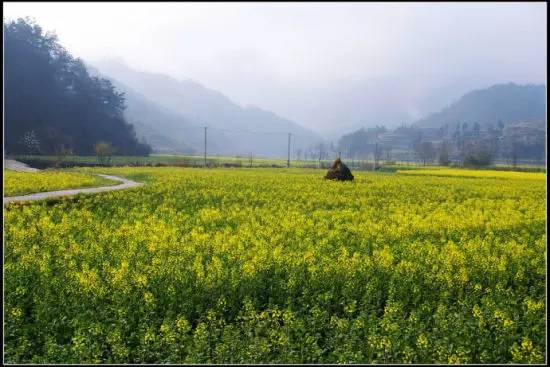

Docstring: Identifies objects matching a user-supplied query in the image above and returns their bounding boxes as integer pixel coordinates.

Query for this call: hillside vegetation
[4,18,151,156]
[414,83,545,128]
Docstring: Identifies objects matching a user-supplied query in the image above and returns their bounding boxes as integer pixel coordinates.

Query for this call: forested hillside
[414,83,545,128]
[4,18,151,156]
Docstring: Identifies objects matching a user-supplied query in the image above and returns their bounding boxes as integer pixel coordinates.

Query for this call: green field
[3,167,546,363]
[10,154,546,173]
[10,154,325,168]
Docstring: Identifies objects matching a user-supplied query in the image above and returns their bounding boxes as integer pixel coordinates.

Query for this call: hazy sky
[3,2,547,134]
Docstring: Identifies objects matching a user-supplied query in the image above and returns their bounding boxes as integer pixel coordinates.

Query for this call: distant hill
[414,83,546,128]
[87,65,196,154]
[92,60,322,157]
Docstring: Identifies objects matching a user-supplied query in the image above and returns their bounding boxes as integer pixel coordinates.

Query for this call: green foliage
[4,167,546,363]
[463,153,492,167]
[4,18,151,156]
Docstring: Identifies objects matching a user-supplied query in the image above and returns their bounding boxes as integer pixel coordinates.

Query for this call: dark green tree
[4,17,151,156]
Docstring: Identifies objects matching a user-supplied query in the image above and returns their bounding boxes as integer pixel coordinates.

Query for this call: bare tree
[502,133,519,167]
[462,139,493,167]
[373,142,383,170]
[417,141,436,165]
[317,142,327,168]
[438,140,451,166]
[54,144,73,167]
[510,138,519,168]
[384,146,392,161]
[294,148,302,161]
[95,141,115,165]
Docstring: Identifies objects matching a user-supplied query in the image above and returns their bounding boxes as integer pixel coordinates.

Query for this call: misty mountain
[414,83,546,128]
[87,64,197,154]
[242,74,490,138]
[92,60,322,157]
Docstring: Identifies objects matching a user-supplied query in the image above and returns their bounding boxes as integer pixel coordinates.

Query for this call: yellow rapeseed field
[3,167,546,363]
[397,168,546,180]
[4,170,116,196]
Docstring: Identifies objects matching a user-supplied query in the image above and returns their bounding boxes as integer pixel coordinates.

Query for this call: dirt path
[4,173,143,205]
[4,159,40,172]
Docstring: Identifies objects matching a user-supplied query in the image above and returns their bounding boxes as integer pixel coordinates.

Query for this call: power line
[179,123,315,139]
[287,133,291,168]
[210,126,296,137]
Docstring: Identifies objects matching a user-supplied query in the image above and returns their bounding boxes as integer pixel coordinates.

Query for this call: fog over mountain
[90,60,321,156]
[258,75,497,136]
[414,83,546,128]
[4,2,546,139]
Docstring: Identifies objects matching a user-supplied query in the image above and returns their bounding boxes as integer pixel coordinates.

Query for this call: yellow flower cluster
[4,166,546,363]
[4,170,116,196]
[397,168,545,180]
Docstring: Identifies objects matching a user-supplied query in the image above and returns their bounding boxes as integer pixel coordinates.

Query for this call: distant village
[300,119,545,167]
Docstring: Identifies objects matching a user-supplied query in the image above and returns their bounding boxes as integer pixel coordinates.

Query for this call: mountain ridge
[92,59,321,156]
[413,83,546,128]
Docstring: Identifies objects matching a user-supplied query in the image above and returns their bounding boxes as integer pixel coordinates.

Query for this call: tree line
[328,120,545,167]
[4,18,151,156]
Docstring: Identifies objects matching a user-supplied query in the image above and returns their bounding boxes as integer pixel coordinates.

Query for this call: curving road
[3,174,143,205]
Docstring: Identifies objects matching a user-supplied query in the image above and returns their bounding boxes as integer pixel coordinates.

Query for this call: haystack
[325,158,354,181]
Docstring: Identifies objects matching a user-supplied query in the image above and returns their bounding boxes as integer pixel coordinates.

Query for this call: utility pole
[287,133,291,168]
[318,145,322,169]
[204,126,207,168]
